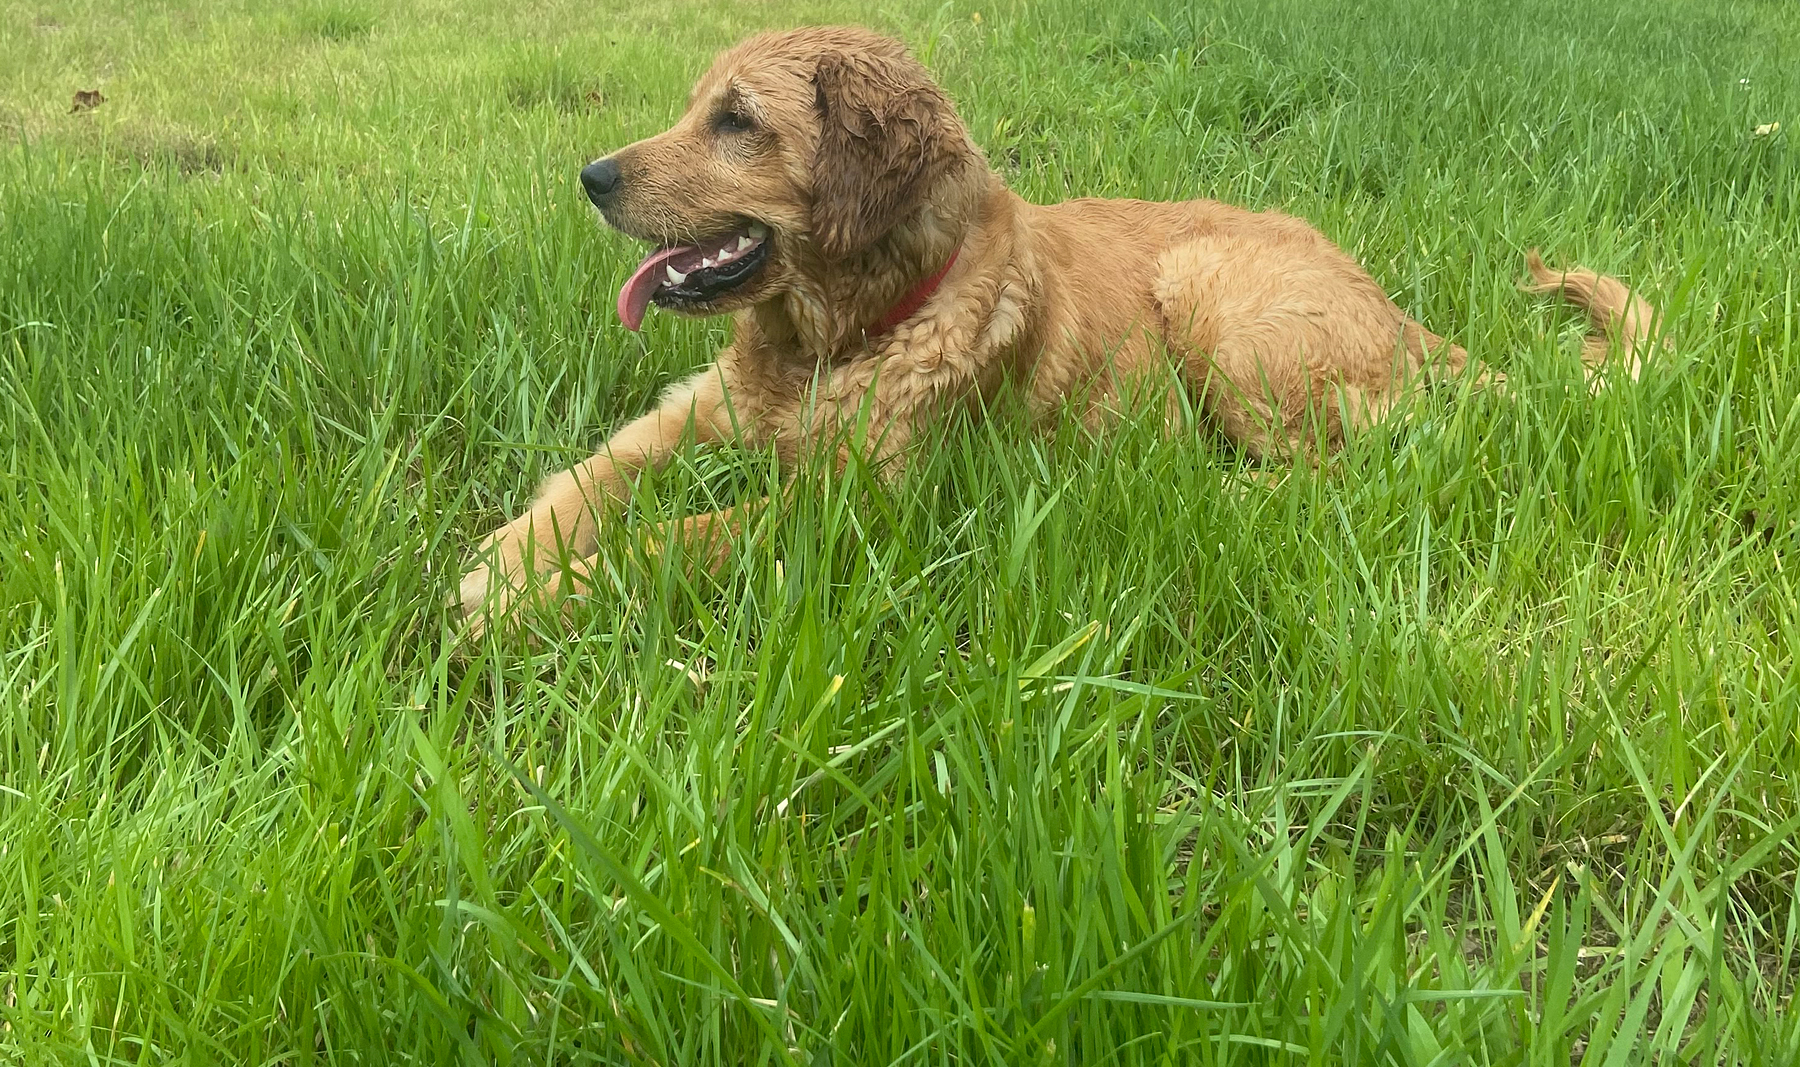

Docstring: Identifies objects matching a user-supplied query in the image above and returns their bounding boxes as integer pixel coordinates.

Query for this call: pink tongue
[617,246,694,331]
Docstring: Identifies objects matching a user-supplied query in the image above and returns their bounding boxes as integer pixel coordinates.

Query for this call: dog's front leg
[648,501,765,573]
[529,499,765,605]
[506,498,767,623]
[457,367,734,630]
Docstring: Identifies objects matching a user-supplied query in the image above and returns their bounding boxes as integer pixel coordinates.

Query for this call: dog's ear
[810,47,963,260]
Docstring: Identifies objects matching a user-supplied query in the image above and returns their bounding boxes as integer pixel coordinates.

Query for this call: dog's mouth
[616,221,773,330]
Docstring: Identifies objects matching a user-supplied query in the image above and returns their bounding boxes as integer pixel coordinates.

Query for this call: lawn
[2,0,1797,1061]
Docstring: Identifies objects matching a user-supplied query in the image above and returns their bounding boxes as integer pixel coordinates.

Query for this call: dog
[457,25,1664,630]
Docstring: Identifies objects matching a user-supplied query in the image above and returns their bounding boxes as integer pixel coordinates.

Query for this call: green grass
[2,0,1797,1061]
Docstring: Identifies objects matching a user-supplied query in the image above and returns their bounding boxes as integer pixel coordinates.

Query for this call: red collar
[869,245,961,335]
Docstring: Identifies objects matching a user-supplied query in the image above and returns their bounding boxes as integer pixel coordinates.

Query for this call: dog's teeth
[665,265,688,285]
[747,222,768,239]
[736,235,753,251]
[700,256,716,268]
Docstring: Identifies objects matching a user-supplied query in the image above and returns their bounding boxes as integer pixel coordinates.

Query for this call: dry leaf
[69,89,105,114]
[1753,121,1780,136]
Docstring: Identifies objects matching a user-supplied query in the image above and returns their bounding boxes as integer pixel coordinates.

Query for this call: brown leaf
[69,89,105,114]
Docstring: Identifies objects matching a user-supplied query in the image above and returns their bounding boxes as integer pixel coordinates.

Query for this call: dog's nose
[580,158,621,207]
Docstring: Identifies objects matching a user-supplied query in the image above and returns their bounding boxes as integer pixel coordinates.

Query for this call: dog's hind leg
[1151,238,1372,459]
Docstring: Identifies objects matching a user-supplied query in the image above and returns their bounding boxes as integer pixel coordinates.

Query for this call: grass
[1,0,1797,1061]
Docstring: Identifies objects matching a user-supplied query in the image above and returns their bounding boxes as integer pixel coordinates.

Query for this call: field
[2,0,1798,1061]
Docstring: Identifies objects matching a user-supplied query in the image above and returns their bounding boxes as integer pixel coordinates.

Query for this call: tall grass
[1,0,1796,1061]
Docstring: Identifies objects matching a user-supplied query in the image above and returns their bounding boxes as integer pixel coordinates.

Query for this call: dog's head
[583,27,979,330]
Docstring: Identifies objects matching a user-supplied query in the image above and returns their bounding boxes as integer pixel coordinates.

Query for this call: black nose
[580,158,621,207]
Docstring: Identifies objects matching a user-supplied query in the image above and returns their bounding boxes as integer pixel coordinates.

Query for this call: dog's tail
[1521,249,1665,382]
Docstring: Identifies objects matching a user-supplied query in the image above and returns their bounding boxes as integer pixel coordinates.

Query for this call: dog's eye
[715,109,755,134]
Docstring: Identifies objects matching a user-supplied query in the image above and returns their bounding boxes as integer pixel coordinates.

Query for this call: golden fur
[458,26,1664,629]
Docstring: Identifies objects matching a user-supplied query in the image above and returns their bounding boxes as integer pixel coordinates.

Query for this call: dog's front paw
[450,563,504,645]
[455,529,531,639]
[457,563,503,615]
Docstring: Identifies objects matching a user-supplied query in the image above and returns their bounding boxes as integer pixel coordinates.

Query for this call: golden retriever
[457,25,1663,629]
